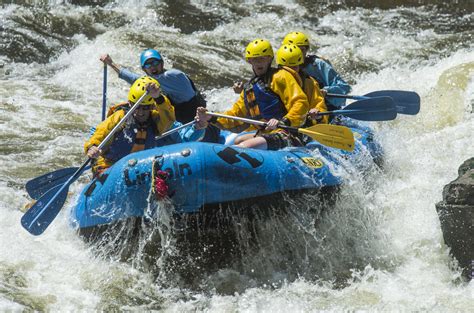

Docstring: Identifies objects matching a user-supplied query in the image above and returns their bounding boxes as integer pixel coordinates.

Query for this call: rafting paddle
[155,120,197,140]
[27,65,107,200]
[101,63,107,121]
[27,97,386,200]
[207,112,355,151]
[326,90,420,115]
[21,91,151,236]
[317,96,397,121]
[26,167,80,200]
[26,122,199,200]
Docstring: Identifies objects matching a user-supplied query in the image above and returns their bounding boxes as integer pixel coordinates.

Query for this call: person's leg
[235,132,299,150]
[234,133,255,145]
[250,132,296,150]
[236,136,268,150]
[201,124,221,143]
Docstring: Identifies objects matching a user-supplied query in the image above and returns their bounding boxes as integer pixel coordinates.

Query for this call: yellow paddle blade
[306,124,354,138]
[298,124,355,152]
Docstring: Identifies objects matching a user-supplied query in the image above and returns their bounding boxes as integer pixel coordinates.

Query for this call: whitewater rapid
[0,1,472,311]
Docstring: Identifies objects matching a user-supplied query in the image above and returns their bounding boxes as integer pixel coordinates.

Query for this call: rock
[458,158,474,177]
[442,171,474,205]
[436,157,474,281]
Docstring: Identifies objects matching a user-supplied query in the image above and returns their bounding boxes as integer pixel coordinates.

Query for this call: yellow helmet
[128,76,159,105]
[276,44,304,66]
[245,39,274,60]
[282,31,310,47]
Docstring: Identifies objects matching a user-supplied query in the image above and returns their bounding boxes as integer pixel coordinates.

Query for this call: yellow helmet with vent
[282,31,310,47]
[128,76,159,105]
[276,44,304,66]
[245,39,274,60]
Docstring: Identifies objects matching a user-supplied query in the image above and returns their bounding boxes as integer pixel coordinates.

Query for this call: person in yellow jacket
[198,39,309,150]
[85,76,208,176]
[282,31,351,110]
[275,44,329,125]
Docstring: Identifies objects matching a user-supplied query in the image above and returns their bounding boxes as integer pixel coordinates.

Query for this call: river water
[1,0,473,311]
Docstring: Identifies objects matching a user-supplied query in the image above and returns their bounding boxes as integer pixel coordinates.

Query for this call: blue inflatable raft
[71,121,382,232]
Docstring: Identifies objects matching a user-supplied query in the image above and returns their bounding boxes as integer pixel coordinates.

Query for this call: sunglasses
[143,59,162,69]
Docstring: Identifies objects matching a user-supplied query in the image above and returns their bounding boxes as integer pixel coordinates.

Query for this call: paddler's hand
[99,54,113,66]
[196,107,212,122]
[265,118,280,130]
[308,108,322,121]
[320,89,327,97]
[146,82,161,98]
[194,108,209,130]
[87,146,101,159]
[233,81,244,94]
[100,53,121,74]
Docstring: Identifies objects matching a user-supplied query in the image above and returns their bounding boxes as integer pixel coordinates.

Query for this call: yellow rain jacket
[213,67,309,133]
[84,96,176,173]
[281,66,329,125]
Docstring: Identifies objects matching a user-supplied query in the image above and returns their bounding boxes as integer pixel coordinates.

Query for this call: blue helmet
[140,49,163,68]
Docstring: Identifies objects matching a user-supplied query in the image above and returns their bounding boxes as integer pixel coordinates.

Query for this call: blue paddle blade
[21,183,70,235]
[21,159,91,235]
[365,90,420,115]
[341,97,397,121]
[26,167,79,199]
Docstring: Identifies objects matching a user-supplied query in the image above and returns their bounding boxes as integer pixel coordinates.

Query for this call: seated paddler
[198,38,309,151]
[282,31,351,110]
[275,44,329,126]
[85,76,208,176]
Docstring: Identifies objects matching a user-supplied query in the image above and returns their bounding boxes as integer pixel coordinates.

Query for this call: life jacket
[102,119,157,162]
[101,102,175,162]
[243,68,287,121]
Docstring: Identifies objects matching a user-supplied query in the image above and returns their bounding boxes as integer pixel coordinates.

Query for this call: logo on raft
[301,157,324,168]
[214,146,264,169]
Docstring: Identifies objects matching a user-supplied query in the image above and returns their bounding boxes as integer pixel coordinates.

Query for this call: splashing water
[1,1,473,311]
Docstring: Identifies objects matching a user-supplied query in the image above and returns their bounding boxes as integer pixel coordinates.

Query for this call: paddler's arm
[100,54,122,74]
[100,53,140,85]
[197,94,253,133]
[167,109,208,143]
[84,110,124,158]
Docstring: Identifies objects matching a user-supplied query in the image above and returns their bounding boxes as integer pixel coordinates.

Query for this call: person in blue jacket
[282,31,351,110]
[100,50,220,142]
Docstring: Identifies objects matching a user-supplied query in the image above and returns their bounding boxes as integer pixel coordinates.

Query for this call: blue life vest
[243,69,286,120]
[103,121,157,162]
